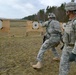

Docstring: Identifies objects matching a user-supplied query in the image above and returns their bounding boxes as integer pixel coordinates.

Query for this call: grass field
[0,36,76,75]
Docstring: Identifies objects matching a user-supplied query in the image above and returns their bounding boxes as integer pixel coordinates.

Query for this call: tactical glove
[69,52,76,62]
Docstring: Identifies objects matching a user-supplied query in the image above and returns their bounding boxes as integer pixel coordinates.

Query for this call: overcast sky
[0,0,74,19]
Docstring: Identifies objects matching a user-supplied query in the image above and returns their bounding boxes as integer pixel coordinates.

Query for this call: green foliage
[37,9,45,21]
[22,3,68,22]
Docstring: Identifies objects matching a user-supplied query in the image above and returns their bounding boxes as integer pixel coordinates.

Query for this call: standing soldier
[32,13,61,69]
[43,13,61,61]
[59,0,76,75]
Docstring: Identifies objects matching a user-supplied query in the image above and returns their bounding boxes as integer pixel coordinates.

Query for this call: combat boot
[32,61,42,69]
[52,57,60,61]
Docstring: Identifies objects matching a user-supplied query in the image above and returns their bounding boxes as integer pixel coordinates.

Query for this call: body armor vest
[63,20,76,45]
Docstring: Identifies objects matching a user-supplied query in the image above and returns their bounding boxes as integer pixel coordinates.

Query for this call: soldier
[32,13,61,69]
[43,13,61,61]
[59,0,76,75]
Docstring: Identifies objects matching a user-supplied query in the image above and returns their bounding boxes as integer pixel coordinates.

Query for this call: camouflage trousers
[37,36,60,62]
[59,44,74,75]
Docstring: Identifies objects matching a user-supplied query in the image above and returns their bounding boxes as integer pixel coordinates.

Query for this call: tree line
[22,3,68,22]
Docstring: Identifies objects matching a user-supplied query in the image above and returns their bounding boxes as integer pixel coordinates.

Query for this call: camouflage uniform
[59,1,76,75]
[37,18,61,62]
[59,19,76,75]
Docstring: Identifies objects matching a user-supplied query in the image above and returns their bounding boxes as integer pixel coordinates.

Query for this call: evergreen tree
[22,3,68,22]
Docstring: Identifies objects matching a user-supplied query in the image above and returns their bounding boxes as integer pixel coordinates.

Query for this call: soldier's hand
[69,52,76,62]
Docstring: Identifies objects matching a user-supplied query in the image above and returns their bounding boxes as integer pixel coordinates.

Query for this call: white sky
[0,0,74,19]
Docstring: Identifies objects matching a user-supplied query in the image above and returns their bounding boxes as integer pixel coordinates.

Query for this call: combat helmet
[48,13,56,18]
[65,0,76,11]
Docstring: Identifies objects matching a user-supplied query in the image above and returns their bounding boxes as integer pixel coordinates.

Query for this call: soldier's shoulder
[51,20,60,26]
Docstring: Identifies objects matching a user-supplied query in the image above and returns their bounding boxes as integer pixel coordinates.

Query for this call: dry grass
[0,36,76,75]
